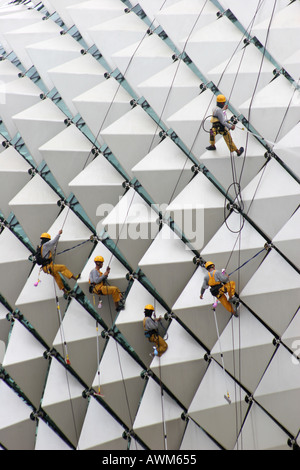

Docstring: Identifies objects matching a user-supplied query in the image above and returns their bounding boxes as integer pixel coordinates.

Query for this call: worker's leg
[52,264,74,290]
[224,281,236,299]
[222,129,238,153]
[209,127,218,146]
[218,294,235,314]
[43,263,68,290]
[100,285,122,304]
[150,334,168,356]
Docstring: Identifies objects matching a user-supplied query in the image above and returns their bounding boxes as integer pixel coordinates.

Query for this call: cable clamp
[193,255,205,267]
[164,312,176,321]
[191,164,201,174]
[30,410,45,421]
[264,242,273,252]
[245,394,253,404]
[126,272,139,281]
[140,369,153,380]
[181,412,189,422]
[82,388,95,399]
[91,146,101,156]
[101,329,115,339]
[122,429,134,441]
[272,337,281,346]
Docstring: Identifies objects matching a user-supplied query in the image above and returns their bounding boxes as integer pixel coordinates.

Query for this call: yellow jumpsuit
[208,270,236,314]
[41,248,74,291]
[91,267,121,304]
[143,317,168,357]
[209,115,238,153]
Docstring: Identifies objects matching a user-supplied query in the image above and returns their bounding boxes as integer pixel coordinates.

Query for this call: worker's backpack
[35,245,50,267]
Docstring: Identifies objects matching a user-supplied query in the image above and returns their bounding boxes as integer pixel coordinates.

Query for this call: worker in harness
[143,304,168,357]
[39,230,80,294]
[206,94,244,156]
[89,256,124,310]
[200,261,239,316]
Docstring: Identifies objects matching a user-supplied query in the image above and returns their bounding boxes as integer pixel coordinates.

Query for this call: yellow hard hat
[216,94,226,103]
[205,261,215,270]
[94,256,104,263]
[144,304,154,311]
[40,233,51,240]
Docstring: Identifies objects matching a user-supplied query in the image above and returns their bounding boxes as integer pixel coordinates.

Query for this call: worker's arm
[214,270,229,284]
[89,269,107,285]
[42,233,61,259]
[200,274,209,298]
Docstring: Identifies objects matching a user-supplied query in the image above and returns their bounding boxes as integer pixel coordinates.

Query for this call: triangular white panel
[133,377,185,450]
[167,171,226,251]
[180,417,221,450]
[39,124,93,196]
[211,305,276,392]
[273,122,300,180]
[156,0,218,52]
[241,159,300,239]
[35,419,72,450]
[138,224,195,308]
[52,298,104,385]
[88,11,148,71]
[0,76,41,138]
[239,75,300,144]
[73,77,132,148]
[3,321,47,408]
[241,250,300,336]
[69,154,126,228]
[48,53,108,117]
[41,358,87,448]
[0,146,31,218]
[0,302,10,355]
[100,105,161,178]
[0,381,36,450]
[112,33,174,92]
[3,20,62,71]
[67,0,126,49]
[273,207,300,270]
[101,187,159,270]
[207,42,274,111]
[254,345,300,436]
[26,34,83,92]
[181,15,244,75]
[150,320,208,409]
[0,228,32,308]
[132,137,193,206]
[234,402,291,451]
[12,98,67,166]
[93,338,144,428]
[8,174,61,246]
[15,264,68,345]
[77,396,127,450]
[251,2,300,64]
[188,360,248,449]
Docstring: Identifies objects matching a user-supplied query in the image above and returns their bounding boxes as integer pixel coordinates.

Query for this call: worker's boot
[206,145,216,150]
[236,147,244,156]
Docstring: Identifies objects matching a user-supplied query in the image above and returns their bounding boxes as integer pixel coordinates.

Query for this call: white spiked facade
[0,0,299,451]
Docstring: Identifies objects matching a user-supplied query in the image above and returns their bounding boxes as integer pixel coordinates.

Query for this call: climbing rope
[212,305,231,405]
